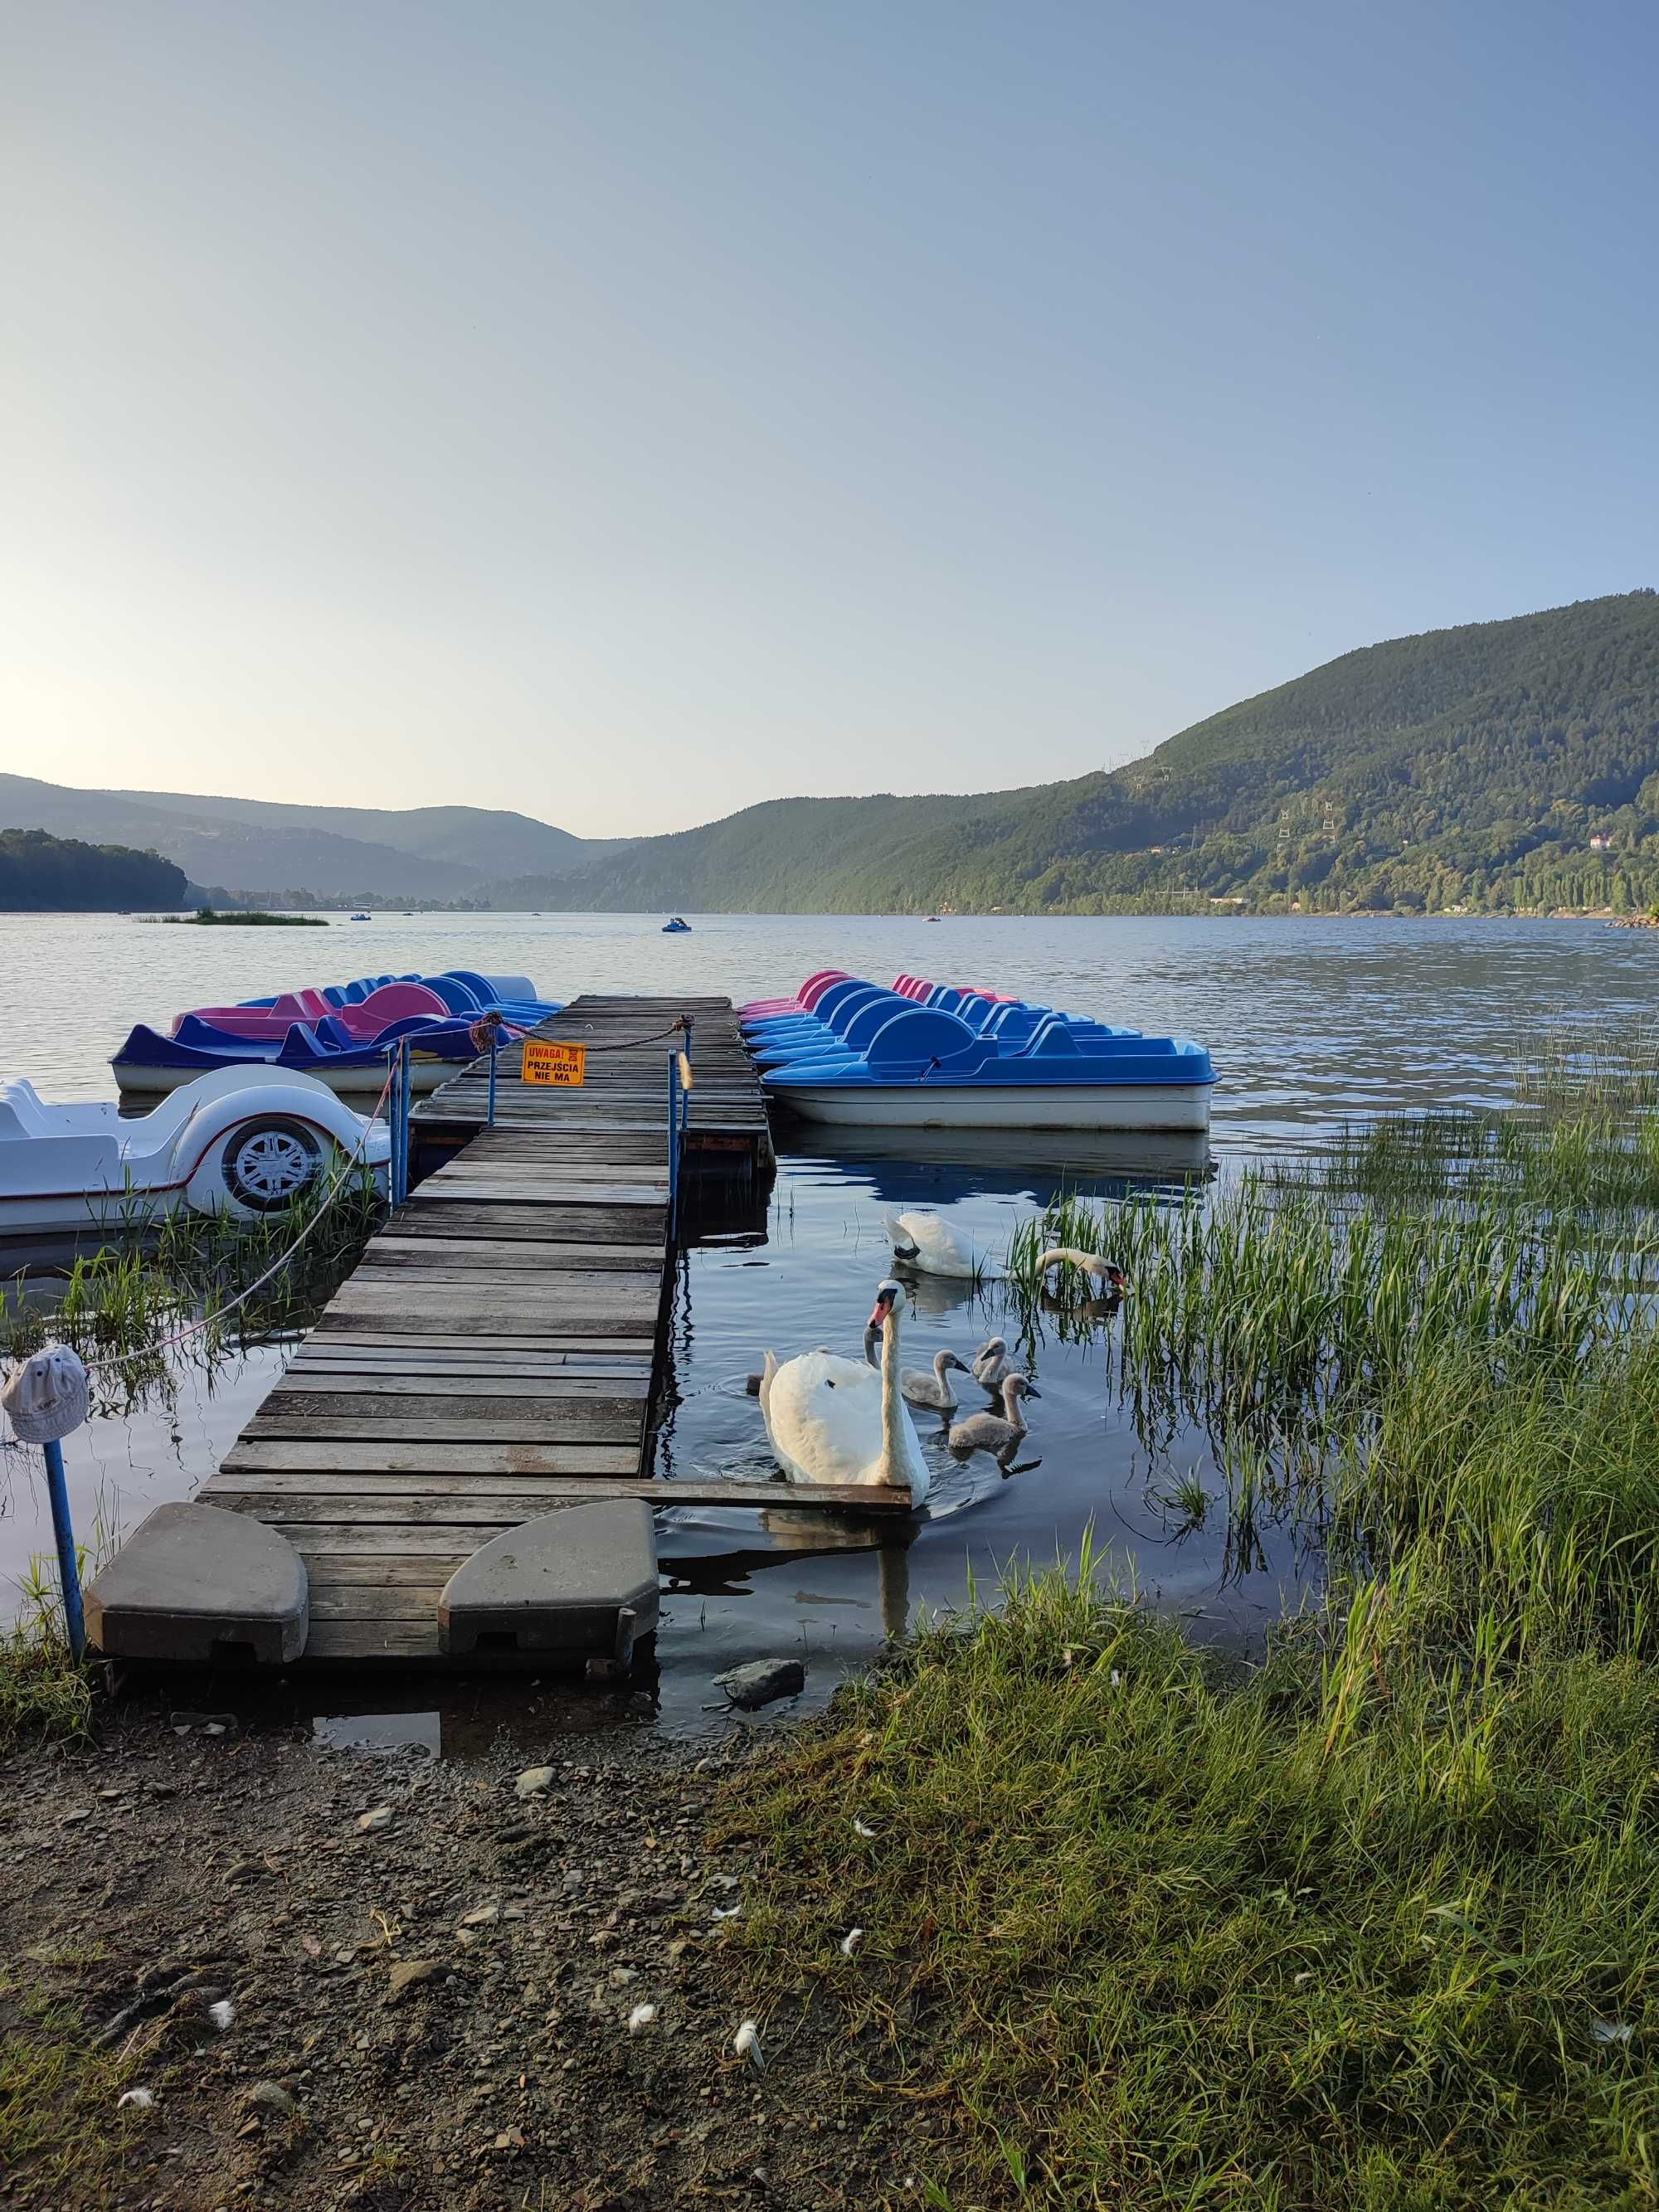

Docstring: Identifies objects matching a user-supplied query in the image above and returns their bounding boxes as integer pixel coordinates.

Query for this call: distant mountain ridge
[7,591,1657,916]
[505,590,1659,916]
[0,776,632,901]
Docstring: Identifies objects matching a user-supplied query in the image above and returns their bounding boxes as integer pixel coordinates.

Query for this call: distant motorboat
[662,916,691,934]
[349,912,372,921]
[0,1066,391,1251]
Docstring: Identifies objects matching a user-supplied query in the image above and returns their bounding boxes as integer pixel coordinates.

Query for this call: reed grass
[2,1166,381,1408]
[727,1427,1659,2204]
[1262,1110,1659,1217]
[1511,1019,1659,1119]
[725,1108,1659,2204]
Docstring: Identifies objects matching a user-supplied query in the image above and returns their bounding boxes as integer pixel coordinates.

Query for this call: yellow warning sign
[522,1039,587,1087]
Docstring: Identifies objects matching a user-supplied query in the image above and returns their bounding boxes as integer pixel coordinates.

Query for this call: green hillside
[0,828,188,911]
[0,776,627,901]
[508,590,1659,916]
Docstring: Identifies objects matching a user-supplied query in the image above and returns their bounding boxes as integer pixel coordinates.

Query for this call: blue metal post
[41,1439,85,1661]
[667,1050,680,1237]
[488,1033,499,1127]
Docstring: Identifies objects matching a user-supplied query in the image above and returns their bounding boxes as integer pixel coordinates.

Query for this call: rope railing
[74,1057,398,1375]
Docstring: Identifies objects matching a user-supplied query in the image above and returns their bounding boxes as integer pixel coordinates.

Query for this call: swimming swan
[748,1322,877,1398]
[887,1211,996,1281]
[1035,1247,1131,1296]
[948,1373,1040,1456]
[972,1335,1014,1393]
[760,1280,930,1501]
[900,1348,972,1412]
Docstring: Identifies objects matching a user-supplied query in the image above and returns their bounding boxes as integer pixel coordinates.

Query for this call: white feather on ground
[627,2003,659,2035]
[117,2088,156,2111]
[734,2020,765,2071]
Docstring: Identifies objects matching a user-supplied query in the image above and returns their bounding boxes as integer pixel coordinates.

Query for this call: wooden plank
[270,1372,649,1401]
[382,1206,666,1243]
[303,1619,440,1658]
[309,1584,447,1622]
[307,1327,654,1352]
[208,1475,912,1511]
[362,1239,667,1271]
[289,1338,655,1362]
[218,1439,644,1475]
[406,1181,667,1206]
[243,1410,642,1444]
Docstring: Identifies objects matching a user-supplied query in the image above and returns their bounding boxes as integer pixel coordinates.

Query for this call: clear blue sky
[3,0,1654,834]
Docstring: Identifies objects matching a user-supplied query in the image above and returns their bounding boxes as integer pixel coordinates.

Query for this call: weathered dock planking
[410,994,774,1187]
[188,994,907,1665]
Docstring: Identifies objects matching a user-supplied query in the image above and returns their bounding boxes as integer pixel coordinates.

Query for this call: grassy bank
[727,1107,1659,2208]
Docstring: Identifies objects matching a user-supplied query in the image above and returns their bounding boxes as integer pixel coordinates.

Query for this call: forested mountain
[509,590,1659,916]
[0,777,627,901]
[10,591,1657,916]
[0,829,187,911]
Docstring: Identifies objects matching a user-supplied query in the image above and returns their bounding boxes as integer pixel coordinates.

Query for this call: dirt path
[0,1706,917,2211]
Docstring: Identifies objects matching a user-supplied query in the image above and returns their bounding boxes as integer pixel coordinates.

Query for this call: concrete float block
[440,1501,659,1668]
[85,1502,308,1665]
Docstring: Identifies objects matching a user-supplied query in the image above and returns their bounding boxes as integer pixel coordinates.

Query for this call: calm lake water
[2,910,1654,1743]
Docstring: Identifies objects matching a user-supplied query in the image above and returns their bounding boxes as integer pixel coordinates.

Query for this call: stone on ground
[713,1658,806,1709]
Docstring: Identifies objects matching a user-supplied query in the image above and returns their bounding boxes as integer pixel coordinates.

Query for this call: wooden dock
[187,995,907,1666]
[408,994,774,1189]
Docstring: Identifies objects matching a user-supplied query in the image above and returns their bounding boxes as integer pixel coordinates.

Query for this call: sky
[3,2,1657,837]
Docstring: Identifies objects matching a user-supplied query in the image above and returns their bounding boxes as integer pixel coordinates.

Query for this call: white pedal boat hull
[112,1057,451,1101]
[0,1065,390,1239]
[770,1082,1213,1133]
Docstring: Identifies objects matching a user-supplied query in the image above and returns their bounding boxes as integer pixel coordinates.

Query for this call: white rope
[71,1062,397,1375]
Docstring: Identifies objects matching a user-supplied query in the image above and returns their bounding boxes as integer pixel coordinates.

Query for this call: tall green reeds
[1011,1172,1653,1471]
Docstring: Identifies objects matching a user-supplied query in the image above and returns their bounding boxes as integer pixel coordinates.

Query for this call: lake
[2,910,1653,1742]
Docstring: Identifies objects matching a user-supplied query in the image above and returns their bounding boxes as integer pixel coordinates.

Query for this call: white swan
[748,1319,878,1398]
[886,1211,995,1281]
[900,1349,971,1412]
[760,1279,930,1502]
[948,1373,1040,1456]
[1035,1246,1131,1296]
[972,1335,1014,1393]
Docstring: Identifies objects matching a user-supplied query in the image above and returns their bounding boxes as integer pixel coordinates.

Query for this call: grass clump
[726,1539,1659,2205]
[0,1979,139,2199]
[733,1112,1659,2206]
[0,1621,92,1741]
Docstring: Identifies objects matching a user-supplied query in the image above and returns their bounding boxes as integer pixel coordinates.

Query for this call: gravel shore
[0,1703,912,2210]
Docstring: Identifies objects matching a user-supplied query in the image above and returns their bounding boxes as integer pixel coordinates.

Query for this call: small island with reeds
[151,907,328,926]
